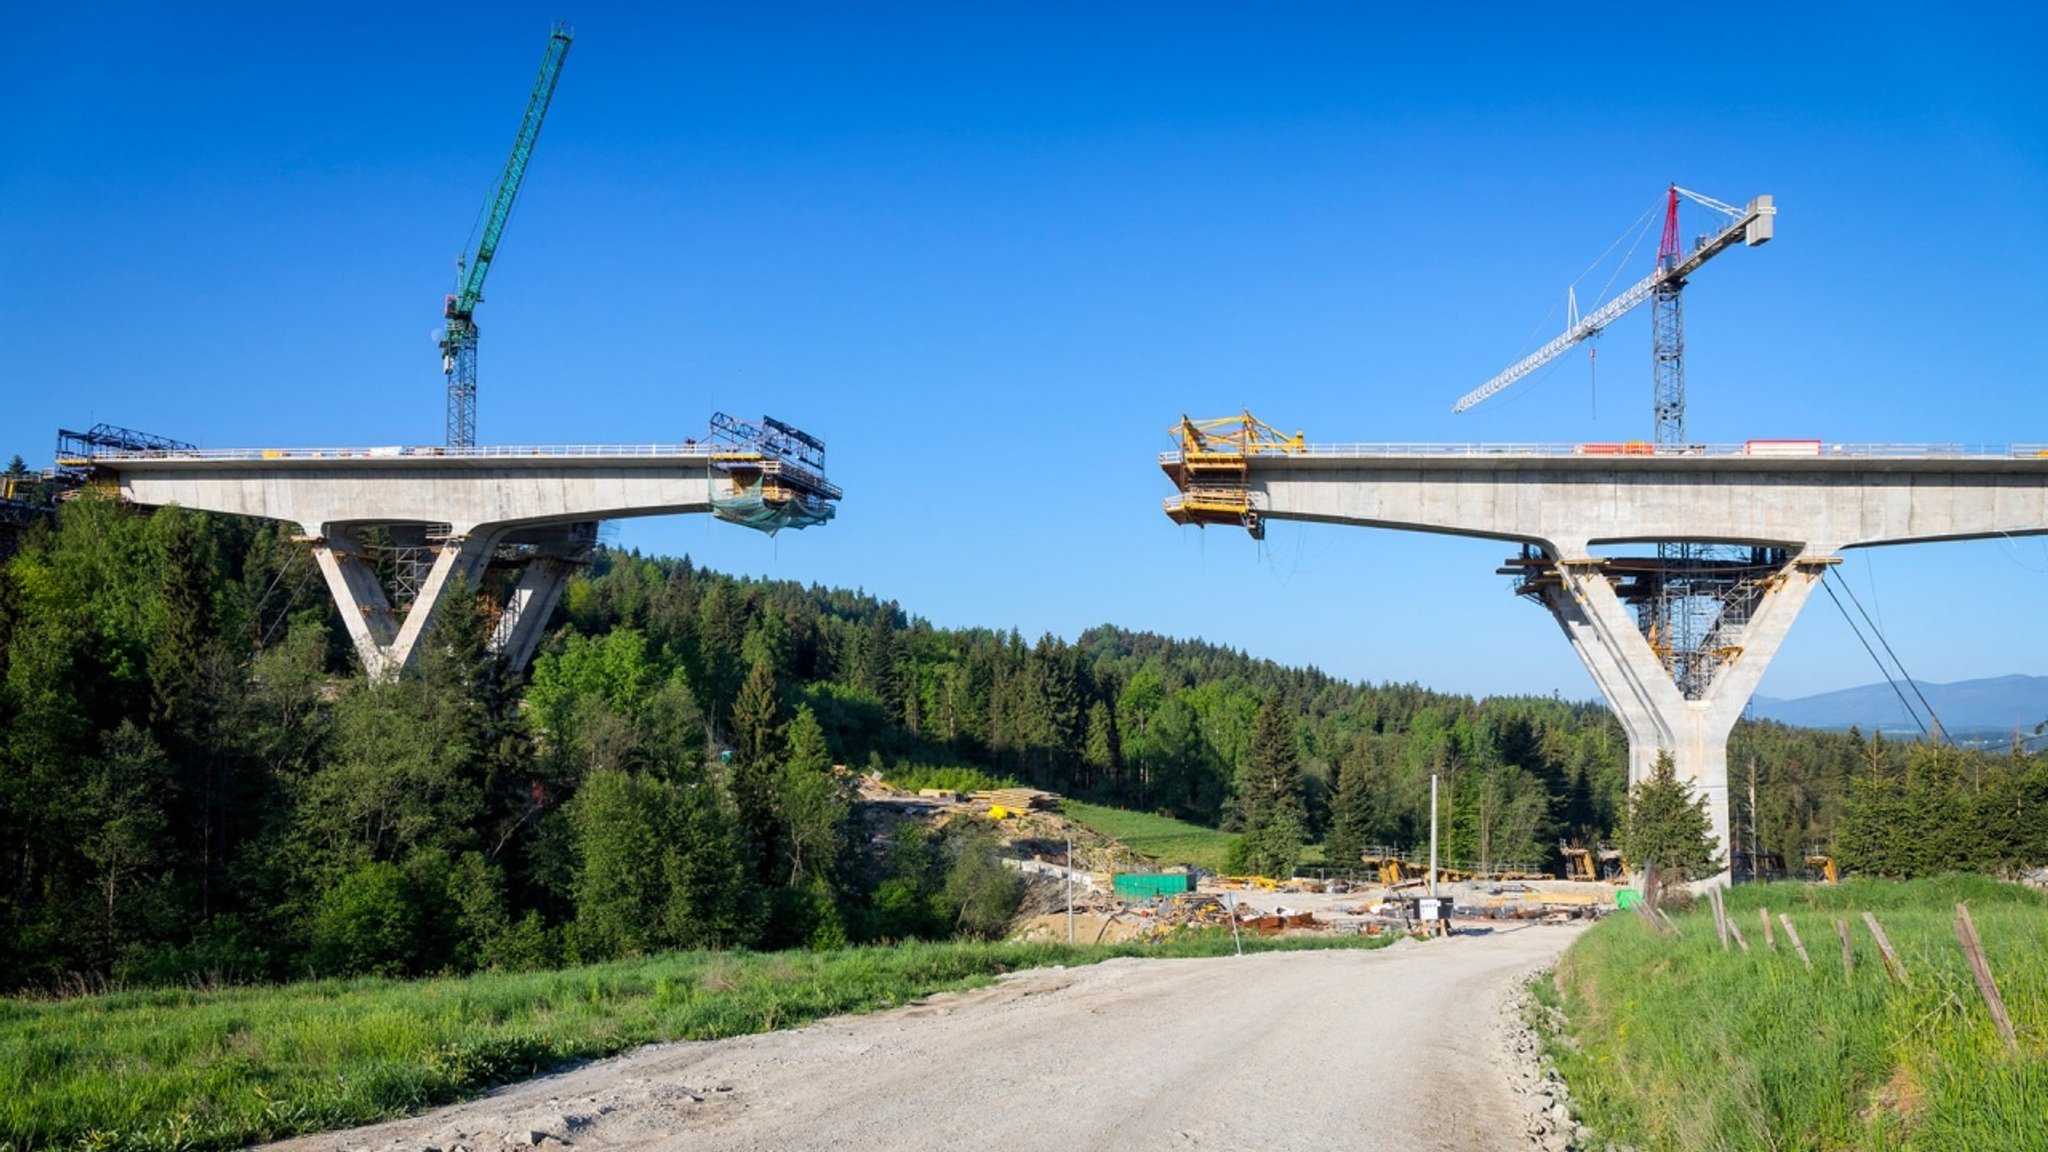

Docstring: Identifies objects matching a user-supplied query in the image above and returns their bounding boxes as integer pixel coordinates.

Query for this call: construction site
[1160,184,2048,880]
[853,775,1615,947]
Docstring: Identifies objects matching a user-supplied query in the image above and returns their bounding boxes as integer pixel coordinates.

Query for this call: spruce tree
[1324,743,1377,870]
[1619,751,1720,881]
[1234,695,1308,879]
[728,657,786,883]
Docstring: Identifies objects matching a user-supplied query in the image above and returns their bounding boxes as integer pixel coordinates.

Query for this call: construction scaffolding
[1500,544,1795,698]
[705,413,842,535]
[1159,410,1304,540]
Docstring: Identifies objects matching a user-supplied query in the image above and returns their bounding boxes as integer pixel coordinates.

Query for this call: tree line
[1,497,2038,992]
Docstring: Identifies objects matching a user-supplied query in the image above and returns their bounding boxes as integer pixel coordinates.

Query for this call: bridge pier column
[310,527,402,680]
[490,555,577,672]
[1540,549,1832,885]
[311,526,499,681]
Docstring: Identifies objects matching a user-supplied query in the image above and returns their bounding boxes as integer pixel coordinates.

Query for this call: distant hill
[1751,674,2048,739]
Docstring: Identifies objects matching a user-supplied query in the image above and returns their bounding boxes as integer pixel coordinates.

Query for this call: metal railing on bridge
[1158,442,2048,466]
[75,443,726,463]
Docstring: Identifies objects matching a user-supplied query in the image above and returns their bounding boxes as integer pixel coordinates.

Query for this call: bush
[939,826,1023,940]
[311,861,421,977]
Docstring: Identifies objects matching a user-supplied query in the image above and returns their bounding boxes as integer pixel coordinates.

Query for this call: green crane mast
[440,22,573,448]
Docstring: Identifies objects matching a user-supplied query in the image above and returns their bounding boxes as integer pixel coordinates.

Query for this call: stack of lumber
[969,787,1061,812]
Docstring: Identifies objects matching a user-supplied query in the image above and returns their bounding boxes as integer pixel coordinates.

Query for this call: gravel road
[264,925,1582,1152]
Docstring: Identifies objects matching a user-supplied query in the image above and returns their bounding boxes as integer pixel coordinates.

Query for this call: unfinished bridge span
[1161,426,2048,881]
[70,418,840,680]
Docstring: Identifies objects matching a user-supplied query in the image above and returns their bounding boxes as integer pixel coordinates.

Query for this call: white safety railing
[77,443,725,463]
[1161,443,2048,465]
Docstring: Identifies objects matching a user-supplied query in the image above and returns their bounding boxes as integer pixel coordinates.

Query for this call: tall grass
[1063,801,1239,873]
[1540,875,2046,1151]
[0,930,1383,1151]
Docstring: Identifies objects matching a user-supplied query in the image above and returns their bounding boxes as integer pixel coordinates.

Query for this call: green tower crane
[439,22,574,448]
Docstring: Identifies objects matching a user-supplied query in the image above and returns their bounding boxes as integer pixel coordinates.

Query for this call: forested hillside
[1,498,2039,993]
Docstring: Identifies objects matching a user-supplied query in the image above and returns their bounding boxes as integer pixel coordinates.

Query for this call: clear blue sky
[5,4,2044,704]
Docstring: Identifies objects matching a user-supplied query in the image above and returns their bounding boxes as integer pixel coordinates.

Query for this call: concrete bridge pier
[492,553,582,672]
[1538,547,1833,883]
[311,525,502,681]
[310,521,593,681]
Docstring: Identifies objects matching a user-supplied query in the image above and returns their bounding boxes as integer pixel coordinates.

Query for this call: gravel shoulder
[263,925,1583,1152]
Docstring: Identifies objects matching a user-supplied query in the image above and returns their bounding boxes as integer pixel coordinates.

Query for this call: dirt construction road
[266,925,1582,1152]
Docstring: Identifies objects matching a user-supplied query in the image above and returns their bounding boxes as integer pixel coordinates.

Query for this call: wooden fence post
[1727,916,1750,953]
[1835,917,1853,977]
[1780,913,1812,970]
[1711,887,1730,951]
[1761,906,1776,952]
[1954,903,2020,1055]
[1862,911,1908,986]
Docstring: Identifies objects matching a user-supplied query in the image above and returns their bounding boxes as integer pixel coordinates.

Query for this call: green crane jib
[440,22,574,448]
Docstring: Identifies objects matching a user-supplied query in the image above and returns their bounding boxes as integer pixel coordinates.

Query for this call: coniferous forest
[2,498,2042,993]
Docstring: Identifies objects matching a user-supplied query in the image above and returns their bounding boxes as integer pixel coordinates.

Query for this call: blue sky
[5,4,2044,705]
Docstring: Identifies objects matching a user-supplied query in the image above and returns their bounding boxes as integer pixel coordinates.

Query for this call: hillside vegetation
[1541,876,2047,1151]
[1,495,2041,994]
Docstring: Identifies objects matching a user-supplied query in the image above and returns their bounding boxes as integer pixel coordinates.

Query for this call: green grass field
[1539,875,2047,1151]
[0,929,1383,1151]
[1062,801,1240,873]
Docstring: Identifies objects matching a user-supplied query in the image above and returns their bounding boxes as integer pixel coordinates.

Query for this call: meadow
[1062,800,1241,874]
[1538,875,2047,1151]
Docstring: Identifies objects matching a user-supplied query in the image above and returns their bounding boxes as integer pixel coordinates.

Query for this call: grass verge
[1541,874,2046,1151]
[1062,801,1240,873]
[1,929,1384,1151]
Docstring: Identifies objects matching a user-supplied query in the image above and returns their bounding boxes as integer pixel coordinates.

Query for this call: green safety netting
[711,478,837,535]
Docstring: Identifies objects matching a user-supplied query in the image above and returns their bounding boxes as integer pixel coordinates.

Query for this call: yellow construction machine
[1160,411,1304,539]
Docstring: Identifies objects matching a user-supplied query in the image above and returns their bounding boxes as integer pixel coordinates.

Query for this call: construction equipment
[1159,410,1305,539]
[1468,186,1777,702]
[703,413,842,534]
[54,424,196,482]
[1452,185,1774,419]
[1805,852,1840,884]
[439,23,574,448]
[1560,841,1628,883]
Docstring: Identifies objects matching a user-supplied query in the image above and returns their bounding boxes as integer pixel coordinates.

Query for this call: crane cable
[1816,568,1951,746]
[1830,568,1951,743]
[1500,202,1661,366]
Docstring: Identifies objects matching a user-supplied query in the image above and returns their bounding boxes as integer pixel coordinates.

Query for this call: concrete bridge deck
[1160,440,2048,881]
[97,443,844,538]
[92,443,840,678]
[1162,442,2048,556]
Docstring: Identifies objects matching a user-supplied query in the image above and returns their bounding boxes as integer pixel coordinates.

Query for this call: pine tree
[1234,695,1308,879]
[1083,699,1123,796]
[1324,742,1377,869]
[1619,751,1720,881]
[731,657,784,765]
[728,657,786,882]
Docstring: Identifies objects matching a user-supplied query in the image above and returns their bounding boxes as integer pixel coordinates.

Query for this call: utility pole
[1429,773,1440,901]
[1747,756,1759,884]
